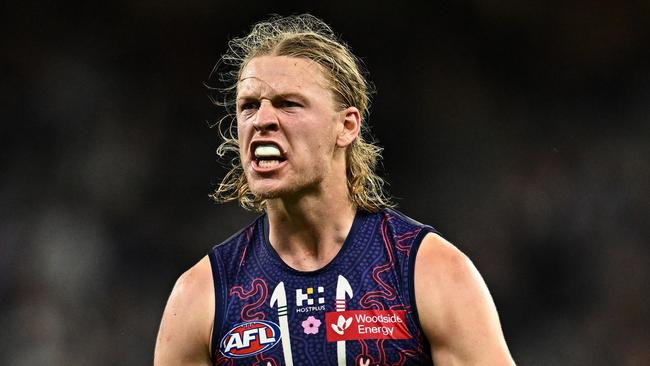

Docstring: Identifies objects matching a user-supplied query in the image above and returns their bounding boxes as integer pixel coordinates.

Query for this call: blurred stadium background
[1,1,648,365]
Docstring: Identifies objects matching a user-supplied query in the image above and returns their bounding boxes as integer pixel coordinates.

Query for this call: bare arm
[154,256,214,366]
[415,234,515,366]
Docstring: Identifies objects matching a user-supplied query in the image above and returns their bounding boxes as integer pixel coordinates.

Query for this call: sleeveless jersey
[208,209,437,366]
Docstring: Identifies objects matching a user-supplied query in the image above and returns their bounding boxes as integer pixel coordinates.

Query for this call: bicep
[415,234,515,366]
[154,256,214,366]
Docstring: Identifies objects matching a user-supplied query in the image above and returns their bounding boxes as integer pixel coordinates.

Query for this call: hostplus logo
[295,286,325,313]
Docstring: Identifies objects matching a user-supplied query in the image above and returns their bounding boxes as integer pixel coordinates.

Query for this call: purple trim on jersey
[406,225,436,353]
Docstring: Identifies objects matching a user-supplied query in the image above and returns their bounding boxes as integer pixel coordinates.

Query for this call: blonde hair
[210,14,394,212]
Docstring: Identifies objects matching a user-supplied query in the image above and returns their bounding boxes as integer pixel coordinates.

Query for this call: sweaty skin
[416,233,516,365]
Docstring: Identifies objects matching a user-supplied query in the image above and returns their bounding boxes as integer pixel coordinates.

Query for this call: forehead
[237,56,330,97]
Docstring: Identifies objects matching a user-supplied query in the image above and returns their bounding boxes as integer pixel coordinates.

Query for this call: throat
[276,243,344,272]
[265,202,358,272]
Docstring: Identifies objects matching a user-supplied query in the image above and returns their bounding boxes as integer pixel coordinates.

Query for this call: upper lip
[250,139,287,160]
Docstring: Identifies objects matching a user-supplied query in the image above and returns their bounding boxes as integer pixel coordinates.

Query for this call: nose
[252,100,279,132]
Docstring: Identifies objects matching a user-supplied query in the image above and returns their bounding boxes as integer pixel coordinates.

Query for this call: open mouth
[252,142,287,169]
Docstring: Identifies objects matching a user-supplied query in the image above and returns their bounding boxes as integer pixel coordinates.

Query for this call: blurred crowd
[1,1,648,365]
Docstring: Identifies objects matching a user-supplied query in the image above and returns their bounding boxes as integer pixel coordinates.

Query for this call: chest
[214,262,429,365]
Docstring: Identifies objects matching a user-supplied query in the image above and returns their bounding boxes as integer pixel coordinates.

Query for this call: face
[236,55,353,201]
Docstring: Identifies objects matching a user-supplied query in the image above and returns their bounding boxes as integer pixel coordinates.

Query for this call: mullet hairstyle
[209,14,394,212]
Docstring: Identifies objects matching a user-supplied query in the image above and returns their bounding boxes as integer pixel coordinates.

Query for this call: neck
[265,187,357,271]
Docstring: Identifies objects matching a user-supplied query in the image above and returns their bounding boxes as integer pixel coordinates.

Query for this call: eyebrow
[236,92,309,105]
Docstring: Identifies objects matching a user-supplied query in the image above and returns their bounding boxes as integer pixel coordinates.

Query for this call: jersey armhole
[207,249,225,361]
[408,226,437,348]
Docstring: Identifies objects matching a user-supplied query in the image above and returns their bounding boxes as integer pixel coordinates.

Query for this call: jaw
[242,144,348,205]
[244,162,289,198]
[248,165,348,208]
[245,162,314,201]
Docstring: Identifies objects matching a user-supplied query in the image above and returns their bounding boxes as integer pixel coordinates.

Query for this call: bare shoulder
[414,233,515,365]
[154,256,214,366]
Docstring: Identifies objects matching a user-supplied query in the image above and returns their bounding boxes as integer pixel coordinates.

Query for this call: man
[154,14,515,366]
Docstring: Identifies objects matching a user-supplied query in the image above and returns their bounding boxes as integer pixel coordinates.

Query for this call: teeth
[258,160,280,168]
[254,144,282,158]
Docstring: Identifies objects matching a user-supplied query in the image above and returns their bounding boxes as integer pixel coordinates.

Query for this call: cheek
[236,121,248,144]
[236,136,249,161]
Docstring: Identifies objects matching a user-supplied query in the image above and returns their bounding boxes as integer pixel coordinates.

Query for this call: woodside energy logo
[325,310,412,341]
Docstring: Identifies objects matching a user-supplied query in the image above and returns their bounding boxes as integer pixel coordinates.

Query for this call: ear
[336,106,361,148]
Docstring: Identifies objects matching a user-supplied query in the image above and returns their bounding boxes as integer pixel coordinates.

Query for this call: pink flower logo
[301,315,321,335]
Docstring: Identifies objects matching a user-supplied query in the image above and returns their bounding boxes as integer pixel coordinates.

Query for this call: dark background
[2,1,648,365]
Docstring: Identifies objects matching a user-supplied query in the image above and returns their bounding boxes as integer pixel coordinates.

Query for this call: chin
[249,183,286,200]
[247,172,322,201]
[250,181,316,202]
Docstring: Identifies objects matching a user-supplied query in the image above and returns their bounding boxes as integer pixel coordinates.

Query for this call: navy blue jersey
[208,209,437,365]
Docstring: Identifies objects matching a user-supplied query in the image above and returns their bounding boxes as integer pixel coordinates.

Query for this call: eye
[239,101,260,111]
[277,100,301,109]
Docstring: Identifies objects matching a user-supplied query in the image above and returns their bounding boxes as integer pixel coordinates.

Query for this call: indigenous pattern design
[208,209,436,365]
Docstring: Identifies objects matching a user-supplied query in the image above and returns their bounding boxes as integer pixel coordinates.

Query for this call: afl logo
[220,320,282,358]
